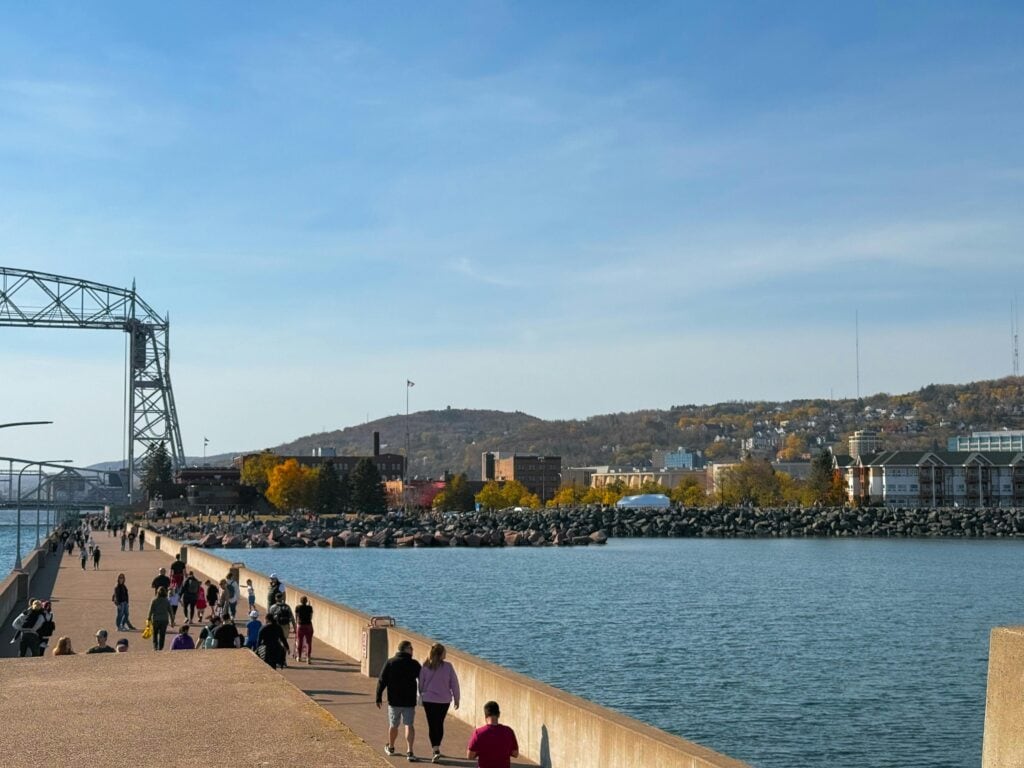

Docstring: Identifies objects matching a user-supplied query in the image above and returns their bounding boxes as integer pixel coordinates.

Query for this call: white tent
[615,493,672,509]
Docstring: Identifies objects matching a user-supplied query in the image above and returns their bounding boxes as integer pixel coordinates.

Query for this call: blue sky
[1,2,1022,466]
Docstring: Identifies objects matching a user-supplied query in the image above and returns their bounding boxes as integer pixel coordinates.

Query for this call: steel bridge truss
[0,267,185,497]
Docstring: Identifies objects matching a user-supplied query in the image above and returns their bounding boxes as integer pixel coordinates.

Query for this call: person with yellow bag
[146,587,172,651]
[142,620,153,640]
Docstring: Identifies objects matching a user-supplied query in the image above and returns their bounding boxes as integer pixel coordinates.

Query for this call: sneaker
[384,745,395,756]
[406,753,417,763]
[431,752,441,764]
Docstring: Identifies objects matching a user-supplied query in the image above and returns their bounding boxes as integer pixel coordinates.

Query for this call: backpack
[185,577,200,595]
[272,604,294,625]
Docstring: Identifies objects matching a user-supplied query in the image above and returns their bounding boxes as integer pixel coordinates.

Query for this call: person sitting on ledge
[86,629,115,654]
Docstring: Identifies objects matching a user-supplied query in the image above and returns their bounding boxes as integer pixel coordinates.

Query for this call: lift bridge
[0,267,185,501]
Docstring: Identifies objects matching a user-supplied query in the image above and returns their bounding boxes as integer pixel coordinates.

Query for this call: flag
[203,437,209,445]
[407,380,415,388]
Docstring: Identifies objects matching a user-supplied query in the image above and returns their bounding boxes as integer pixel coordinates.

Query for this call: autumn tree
[547,484,586,508]
[718,456,784,506]
[241,451,284,495]
[432,473,476,512]
[475,481,507,511]
[350,458,388,514]
[778,433,805,461]
[265,459,317,514]
[670,477,708,507]
[803,450,847,506]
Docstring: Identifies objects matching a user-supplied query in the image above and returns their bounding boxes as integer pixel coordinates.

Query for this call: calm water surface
[0,509,59,573]
[215,538,1019,768]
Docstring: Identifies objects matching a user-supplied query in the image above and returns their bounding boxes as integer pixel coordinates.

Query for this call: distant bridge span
[0,267,185,499]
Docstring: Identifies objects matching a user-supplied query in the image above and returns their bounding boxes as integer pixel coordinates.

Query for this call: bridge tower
[0,267,186,501]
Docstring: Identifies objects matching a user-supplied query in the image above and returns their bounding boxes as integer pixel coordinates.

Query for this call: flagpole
[405,381,410,514]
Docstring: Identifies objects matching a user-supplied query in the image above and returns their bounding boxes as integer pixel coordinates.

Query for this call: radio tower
[1013,297,1020,377]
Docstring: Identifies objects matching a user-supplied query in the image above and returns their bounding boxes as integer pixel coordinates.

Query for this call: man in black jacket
[376,640,422,761]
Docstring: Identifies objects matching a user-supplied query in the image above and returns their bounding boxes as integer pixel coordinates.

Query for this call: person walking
[419,643,461,763]
[376,639,422,762]
[112,573,136,631]
[147,586,173,651]
[79,546,88,570]
[225,572,240,620]
[256,613,289,669]
[120,531,127,551]
[244,610,262,650]
[151,567,171,595]
[245,578,256,614]
[294,596,314,664]
[195,578,208,622]
[268,593,296,653]
[12,600,46,657]
[467,701,519,768]
[92,545,101,570]
[138,530,145,551]
[127,529,136,551]
[169,554,186,592]
[181,570,201,624]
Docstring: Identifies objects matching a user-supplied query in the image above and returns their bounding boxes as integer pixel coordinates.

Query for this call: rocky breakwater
[607,505,1024,538]
[150,505,1024,549]
[150,509,613,549]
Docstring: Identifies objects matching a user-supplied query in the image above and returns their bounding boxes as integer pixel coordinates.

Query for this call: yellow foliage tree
[240,451,284,494]
[475,481,507,511]
[265,459,317,514]
[670,477,708,507]
[547,484,586,508]
[778,433,805,461]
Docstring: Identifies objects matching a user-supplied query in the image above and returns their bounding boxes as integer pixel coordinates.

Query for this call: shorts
[387,706,416,727]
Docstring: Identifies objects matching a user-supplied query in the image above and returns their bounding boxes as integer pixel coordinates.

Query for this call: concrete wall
[0,535,57,626]
[982,626,1024,768]
[150,532,749,768]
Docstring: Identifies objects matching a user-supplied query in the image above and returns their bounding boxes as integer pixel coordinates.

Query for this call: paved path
[1,538,536,767]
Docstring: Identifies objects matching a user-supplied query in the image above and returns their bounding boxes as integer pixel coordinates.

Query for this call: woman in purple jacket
[418,643,461,763]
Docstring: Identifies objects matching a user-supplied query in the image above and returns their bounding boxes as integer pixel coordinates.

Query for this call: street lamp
[0,422,52,502]
[15,459,72,570]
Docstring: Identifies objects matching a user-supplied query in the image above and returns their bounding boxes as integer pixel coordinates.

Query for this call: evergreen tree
[350,458,388,514]
[141,441,174,500]
[806,449,843,506]
[433,473,476,512]
[314,461,342,516]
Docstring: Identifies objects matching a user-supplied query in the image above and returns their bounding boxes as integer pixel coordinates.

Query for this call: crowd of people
[12,516,519,768]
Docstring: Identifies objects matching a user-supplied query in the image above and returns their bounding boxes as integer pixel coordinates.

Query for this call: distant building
[481,452,561,503]
[591,468,707,492]
[236,431,406,481]
[656,448,704,470]
[947,430,1024,452]
[841,450,1024,507]
[848,429,883,459]
[561,466,609,489]
[740,434,779,453]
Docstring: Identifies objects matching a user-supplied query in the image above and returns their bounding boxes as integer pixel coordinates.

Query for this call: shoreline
[148,504,1024,549]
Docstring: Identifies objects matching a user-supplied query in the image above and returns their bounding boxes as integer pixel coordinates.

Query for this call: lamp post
[16,459,72,570]
[0,422,52,502]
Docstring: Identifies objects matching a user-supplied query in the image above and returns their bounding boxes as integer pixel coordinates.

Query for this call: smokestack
[373,431,380,457]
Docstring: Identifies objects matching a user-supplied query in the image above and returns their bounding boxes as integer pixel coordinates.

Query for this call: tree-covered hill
[205,377,1024,479]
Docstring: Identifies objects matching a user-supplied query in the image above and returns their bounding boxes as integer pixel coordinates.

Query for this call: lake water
[0,508,60,574]
[210,538,1022,768]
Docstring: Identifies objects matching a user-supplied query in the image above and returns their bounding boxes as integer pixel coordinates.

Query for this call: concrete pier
[0,531,750,768]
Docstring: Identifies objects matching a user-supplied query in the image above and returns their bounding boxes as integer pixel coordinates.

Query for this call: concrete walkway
[1,538,536,767]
